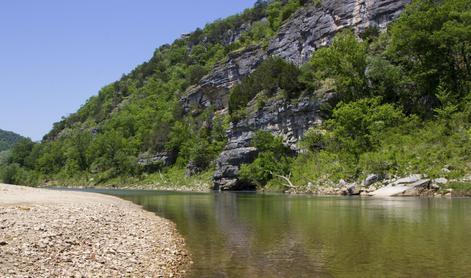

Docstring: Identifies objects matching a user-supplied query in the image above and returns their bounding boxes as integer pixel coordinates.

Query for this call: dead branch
[271,171,297,189]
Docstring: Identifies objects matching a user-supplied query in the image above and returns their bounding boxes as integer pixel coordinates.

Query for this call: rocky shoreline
[281,174,471,198]
[42,172,471,198]
[0,183,189,277]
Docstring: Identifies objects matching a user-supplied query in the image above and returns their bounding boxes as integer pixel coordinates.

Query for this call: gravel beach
[0,183,189,277]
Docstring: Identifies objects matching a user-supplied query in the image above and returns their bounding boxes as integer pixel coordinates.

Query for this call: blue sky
[0,0,256,140]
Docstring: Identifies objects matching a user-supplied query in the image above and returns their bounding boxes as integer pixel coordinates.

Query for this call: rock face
[138,151,176,168]
[180,45,265,114]
[181,0,411,190]
[181,1,410,115]
[214,94,336,190]
[268,0,411,65]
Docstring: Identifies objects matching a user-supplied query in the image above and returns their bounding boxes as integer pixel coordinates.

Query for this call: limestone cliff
[197,0,411,190]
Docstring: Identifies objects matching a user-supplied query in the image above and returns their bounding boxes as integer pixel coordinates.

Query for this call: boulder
[433,178,448,185]
[441,167,452,174]
[185,160,207,177]
[395,179,431,196]
[338,179,348,187]
[213,147,259,190]
[409,179,431,189]
[395,175,422,185]
[364,174,380,186]
[345,183,360,195]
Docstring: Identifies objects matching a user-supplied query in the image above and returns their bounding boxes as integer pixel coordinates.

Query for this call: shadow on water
[83,189,471,278]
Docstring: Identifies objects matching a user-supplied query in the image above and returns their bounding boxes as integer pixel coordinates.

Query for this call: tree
[325,98,406,157]
[387,0,471,114]
[301,30,368,101]
[8,138,35,168]
[239,131,292,187]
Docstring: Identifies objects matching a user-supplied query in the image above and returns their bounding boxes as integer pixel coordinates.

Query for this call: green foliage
[8,138,36,168]
[239,131,292,187]
[299,128,326,152]
[301,30,368,100]
[324,98,406,156]
[387,0,471,114]
[365,55,406,104]
[292,101,471,185]
[267,0,303,30]
[446,182,471,195]
[0,129,25,152]
[229,57,303,115]
[4,0,471,191]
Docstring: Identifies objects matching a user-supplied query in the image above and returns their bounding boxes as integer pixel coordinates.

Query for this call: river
[90,190,471,277]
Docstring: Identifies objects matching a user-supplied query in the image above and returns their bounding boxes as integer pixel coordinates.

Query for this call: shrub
[325,98,406,156]
[239,131,292,187]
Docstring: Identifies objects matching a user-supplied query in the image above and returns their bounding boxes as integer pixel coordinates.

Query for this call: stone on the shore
[434,178,448,185]
[344,183,360,195]
[369,185,414,197]
[395,175,422,184]
[364,174,380,186]
[409,179,431,188]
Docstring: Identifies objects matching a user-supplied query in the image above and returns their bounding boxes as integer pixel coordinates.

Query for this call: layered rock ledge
[0,184,189,277]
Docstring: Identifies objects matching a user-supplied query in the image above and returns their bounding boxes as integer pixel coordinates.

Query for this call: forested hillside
[0,129,24,152]
[1,0,470,191]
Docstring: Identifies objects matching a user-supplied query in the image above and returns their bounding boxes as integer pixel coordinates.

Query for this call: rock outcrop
[180,45,265,114]
[214,93,337,190]
[268,0,411,65]
[212,0,412,190]
[181,0,411,190]
[138,151,177,172]
[181,0,411,116]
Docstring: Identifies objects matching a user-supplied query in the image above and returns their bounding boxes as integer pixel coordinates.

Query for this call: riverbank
[0,183,189,277]
[35,170,471,198]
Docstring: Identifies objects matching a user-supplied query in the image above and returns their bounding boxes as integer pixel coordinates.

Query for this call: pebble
[0,184,189,277]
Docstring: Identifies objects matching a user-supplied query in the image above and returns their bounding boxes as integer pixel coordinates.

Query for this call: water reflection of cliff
[116,191,471,278]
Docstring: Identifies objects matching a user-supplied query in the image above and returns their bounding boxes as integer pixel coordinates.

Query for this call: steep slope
[4,0,469,191]
[211,0,411,189]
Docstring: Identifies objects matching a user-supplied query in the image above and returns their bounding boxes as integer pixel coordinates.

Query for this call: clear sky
[0,0,256,140]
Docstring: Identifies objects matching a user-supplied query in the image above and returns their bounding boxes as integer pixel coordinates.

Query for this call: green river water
[91,190,471,277]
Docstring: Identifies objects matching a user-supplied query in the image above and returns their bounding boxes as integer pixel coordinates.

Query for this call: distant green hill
[0,129,25,152]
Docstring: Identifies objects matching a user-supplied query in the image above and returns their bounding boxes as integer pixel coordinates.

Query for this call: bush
[239,151,291,187]
[239,131,292,187]
[324,98,406,156]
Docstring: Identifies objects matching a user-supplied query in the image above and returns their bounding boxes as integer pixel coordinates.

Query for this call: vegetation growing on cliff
[1,0,470,191]
[0,0,311,187]
[238,0,471,189]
